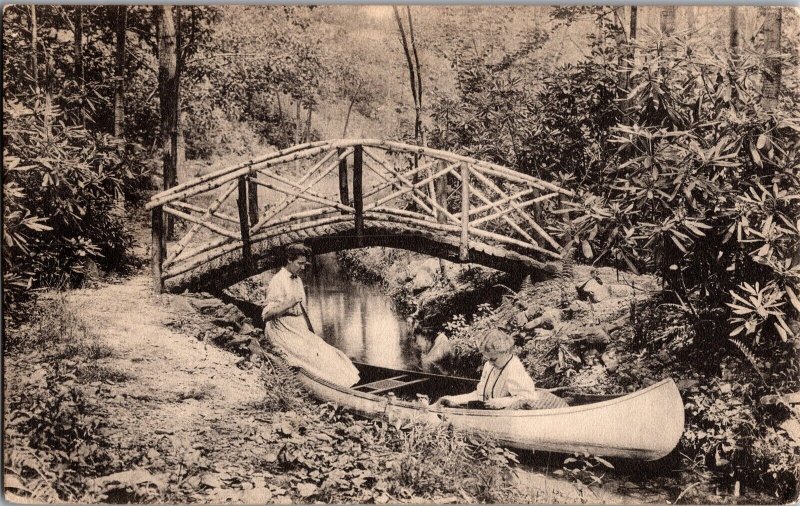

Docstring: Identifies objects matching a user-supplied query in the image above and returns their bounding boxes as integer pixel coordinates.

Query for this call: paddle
[299,302,315,334]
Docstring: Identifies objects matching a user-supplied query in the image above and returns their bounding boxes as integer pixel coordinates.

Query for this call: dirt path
[66,274,265,434]
[64,273,281,502]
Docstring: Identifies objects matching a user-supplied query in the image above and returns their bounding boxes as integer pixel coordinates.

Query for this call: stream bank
[333,247,798,504]
[5,270,644,504]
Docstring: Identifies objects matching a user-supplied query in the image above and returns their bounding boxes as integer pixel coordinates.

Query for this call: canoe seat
[354,375,428,395]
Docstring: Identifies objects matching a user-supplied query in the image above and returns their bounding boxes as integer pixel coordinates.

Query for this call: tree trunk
[156,6,178,236]
[304,104,312,143]
[392,6,419,141]
[406,6,422,143]
[625,6,637,96]
[613,6,626,91]
[114,6,126,137]
[275,91,283,121]
[729,7,739,53]
[660,6,676,35]
[761,6,782,110]
[74,6,83,88]
[660,6,676,59]
[342,98,355,137]
[175,6,184,174]
[294,100,301,145]
[30,6,38,90]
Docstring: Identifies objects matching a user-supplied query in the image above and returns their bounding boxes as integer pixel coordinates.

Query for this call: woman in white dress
[433,329,538,409]
[261,244,359,387]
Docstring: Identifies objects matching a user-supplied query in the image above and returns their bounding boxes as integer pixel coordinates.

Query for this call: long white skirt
[265,314,359,387]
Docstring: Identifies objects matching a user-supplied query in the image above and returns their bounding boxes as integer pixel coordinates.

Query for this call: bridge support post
[247,174,259,225]
[151,206,165,293]
[237,177,253,269]
[337,147,349,210]
[460,163,470,261]
[353,145,364,247]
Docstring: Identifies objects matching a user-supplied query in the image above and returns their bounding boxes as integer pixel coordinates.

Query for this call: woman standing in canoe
[261,244,359,387]
[433,329,541,409]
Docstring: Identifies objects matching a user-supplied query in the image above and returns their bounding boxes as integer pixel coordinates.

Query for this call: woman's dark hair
[285,243,312,262]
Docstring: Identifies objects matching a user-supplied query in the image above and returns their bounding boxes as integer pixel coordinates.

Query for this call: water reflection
[304,253,418,369]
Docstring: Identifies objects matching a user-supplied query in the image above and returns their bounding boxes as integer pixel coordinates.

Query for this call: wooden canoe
[295,361,685,461]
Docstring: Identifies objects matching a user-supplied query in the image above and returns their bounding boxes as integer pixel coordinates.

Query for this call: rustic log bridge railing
[145,139,575,293]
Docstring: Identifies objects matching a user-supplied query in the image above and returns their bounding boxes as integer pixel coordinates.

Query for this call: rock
[242,487,273,503]
[656,349,671,364]
[525,328,553,341]
[523,308,561,330]
[200,473,223,489]
[513,311,529,327]
[609,284,635,298]
[296,483,317,498]
[600,350,619,372]
[719,383,732,394]
[240,323,256,336]
[212,318,236,329]
[524,303,543,320]
[408,269,436,293]
[190,297,224,314]
[676,379,699,391]
[576,278,611,303]
[567,325,610,346]
[422,333,451,368]
[780,419,800,444]
[568,300,590,313]
[185,476,201,488]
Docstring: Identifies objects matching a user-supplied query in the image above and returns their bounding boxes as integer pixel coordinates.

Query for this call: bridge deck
[147,140,572,293]
[163,219,559,293]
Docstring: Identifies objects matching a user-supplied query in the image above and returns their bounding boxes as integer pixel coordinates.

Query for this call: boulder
[190,297,225,314]
[567,325,610,346]
[524,303,543,320]
[513,311,529,327]
[242,487,273,503]
[600,349,619,372]
[576,278,611,303]
[524,308,562,330]
[407,258,442,293]
[421,333,451,367]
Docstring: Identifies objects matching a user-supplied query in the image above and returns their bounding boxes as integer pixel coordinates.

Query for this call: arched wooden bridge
[146,139,575,293]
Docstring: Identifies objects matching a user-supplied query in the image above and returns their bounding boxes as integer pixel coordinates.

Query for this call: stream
[226,253,772,505]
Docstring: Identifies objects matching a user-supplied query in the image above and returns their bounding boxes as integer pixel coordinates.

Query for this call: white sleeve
[264,271,287,312]
[504,358,537,399]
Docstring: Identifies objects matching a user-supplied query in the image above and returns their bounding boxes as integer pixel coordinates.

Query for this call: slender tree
[761,6,782,110]
[660,5,676,55]
[114,5,127,137]
[30,6,38,89]
[74,6,83,89]
[729,7,739,54]
[392,6,422,144]
[156,5,179,237]
[407,6,423,142]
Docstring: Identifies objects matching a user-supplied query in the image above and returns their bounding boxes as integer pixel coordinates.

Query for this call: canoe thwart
[354,375,429,395]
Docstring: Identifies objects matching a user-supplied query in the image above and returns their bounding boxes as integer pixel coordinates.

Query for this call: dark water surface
[303,253,420,370]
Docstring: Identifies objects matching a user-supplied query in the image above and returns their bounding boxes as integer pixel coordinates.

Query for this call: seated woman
[433,329,538,409]
[261,244,359,388]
